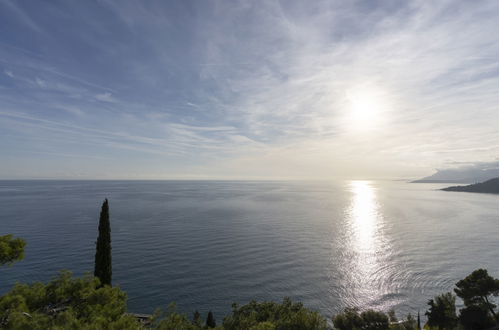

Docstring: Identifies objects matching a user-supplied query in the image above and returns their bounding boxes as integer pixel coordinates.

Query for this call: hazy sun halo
[345,86,388,132]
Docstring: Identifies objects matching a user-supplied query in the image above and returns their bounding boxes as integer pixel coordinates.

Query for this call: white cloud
[184,0,499,179]
[95,92,117,103]
[2,0,499,179]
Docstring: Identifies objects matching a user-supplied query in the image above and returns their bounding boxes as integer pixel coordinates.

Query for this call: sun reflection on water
[350,181,379,252]
[345,180,388,307]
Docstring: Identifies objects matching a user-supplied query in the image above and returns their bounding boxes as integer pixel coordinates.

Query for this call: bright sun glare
[345,87,389,131]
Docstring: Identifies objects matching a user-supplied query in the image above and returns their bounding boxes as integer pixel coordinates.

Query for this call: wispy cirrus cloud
[95,92,118,103]
[1,0,499,179]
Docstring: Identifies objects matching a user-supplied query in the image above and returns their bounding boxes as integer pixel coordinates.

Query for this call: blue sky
[1,0,499,179]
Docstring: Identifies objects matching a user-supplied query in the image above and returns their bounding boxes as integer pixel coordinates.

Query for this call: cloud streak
[1,0,499,179]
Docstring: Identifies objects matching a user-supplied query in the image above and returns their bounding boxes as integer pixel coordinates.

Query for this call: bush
[222,297,328,330]
[0,270,139,329]
[0,235,26,266]
[333,307,390,330]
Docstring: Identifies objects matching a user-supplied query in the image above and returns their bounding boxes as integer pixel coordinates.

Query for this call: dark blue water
[1,180,498,321]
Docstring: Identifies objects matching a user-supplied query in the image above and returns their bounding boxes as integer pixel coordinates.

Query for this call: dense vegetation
[0,271,138,329]
[1,200,499,329]
[333,308,417,330]
[2,271,498,329]
[222,298,328,329]
[0,234,26,266]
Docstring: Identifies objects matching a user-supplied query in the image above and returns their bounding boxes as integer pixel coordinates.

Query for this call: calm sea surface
[1,180,498,320]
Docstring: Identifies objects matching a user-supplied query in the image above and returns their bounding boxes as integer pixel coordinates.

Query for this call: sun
[345,86,389,131]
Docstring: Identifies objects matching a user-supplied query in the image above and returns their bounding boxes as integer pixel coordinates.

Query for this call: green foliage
[249,321,275,330]
[0,234,26,266]
[455,268,499,325]
[425,292,457,329]
[361,309,390,330]
[455,269,499,307]
[333,307,390,330]
[0,270,139,329]
[458,305,495,330]
[222,297,328,330]
[399,313,417,330]
[151,303,210,330]
[333,307,363,329]
[193,310,202,327]
[391,314,418,330]
[388,309,397,323]
[94,199,112,286]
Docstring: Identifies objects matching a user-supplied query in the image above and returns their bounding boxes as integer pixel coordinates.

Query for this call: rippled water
[1,180,498,320]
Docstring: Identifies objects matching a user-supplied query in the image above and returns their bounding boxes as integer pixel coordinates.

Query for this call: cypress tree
[94,199,112,286]
[206,311,216,328]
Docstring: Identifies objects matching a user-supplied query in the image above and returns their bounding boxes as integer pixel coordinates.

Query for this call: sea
[1,180,498,321]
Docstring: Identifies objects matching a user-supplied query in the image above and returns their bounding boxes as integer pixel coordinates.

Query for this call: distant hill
[413,165,499,183]
[412,179,470,183]
[442,178,499,194]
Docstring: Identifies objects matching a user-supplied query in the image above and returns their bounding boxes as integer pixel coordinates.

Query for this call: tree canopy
[454,268,499,328]
[0,234,26,266]
[0,270,139,329]
[222,298,328,330]
[333,308,389,330]
[455,268,499,322]
[425,292,458,329]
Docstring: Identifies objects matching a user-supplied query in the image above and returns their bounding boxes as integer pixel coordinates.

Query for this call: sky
[1,0,499,180]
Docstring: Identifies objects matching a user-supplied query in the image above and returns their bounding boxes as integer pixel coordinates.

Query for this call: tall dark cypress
[206,311,216,328]
[94,199,112,286]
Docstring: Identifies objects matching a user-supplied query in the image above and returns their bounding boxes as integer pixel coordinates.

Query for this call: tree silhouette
[425,292,457,329]
[455,268,499,322]
[192,310,202,327]
[206,310,216,328]
[94,199,112,286]
[0,234,26,266]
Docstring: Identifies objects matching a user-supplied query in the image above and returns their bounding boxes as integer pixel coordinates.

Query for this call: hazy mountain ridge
[413,161,499,183]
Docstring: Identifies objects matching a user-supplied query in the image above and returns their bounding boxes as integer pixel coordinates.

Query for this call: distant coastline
[412,163,499,184]
[441,178,499,194]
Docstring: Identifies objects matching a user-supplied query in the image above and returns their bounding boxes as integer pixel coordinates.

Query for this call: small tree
[0,234,26,266]
[454,269,499,322]
[206,310,216,328]
[333,308,389,330]
[360,310,389,330]
[192,310,202,327]
[388,309,397,323]
[425,292,458,329]
[223,298,327,330]
[402,314,417,330]
[333,308,363,329]
[94,199,112,286]
[151,303,198,329]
